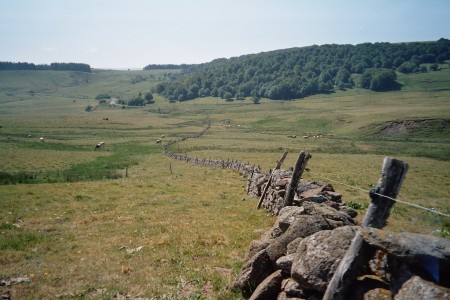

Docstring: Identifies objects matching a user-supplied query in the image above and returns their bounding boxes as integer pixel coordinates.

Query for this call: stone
[394,276,450,300]
[232,249,275,298]
[249,270,285,300]
[274,178,290,188]
[296,180,322,194]
[276,254,294,274]
[301,195,328,203]
[248,238,273,259]
[339,205,358,218]
[277,206,306,232]
[266,215,337,264]
[286,238,303,255]
[360,227,450,286]
[363,288,393,300]
[323,191,342,202]
[298,184,334,199]
[282,279,307,298]
[323,200,340,210]
[277,202,355,231]
[276,292,304,300]
[300,202,356,225]
[291,226,358,293]
[368,250,390,282]
[347,275,392,300]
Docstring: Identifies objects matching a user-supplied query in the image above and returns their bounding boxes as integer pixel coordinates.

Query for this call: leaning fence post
[282,151,311,208]
[256,150,288,209]
[323,157,408,300]
[362,157,409,228]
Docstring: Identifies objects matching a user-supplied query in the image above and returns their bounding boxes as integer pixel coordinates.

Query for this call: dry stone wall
[163,123,450,299]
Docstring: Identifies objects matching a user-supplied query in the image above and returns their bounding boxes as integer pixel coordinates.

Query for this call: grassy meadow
[1,65,449,298]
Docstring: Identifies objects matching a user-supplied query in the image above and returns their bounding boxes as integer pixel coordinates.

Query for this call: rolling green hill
[153,38,450,101]
[0,60,449,298]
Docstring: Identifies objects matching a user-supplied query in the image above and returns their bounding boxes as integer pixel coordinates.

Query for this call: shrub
[95,93,111,100]
[128,97,145,106]
[346,201,368,210]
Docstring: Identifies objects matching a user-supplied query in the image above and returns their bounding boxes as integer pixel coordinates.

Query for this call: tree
[397,61,416,74]
[334,68,352,89]
[436,54,446,63]
[148,38,449,101]
[223,92,233,101]
[361,68,397,91]
[252,96,261,104]
[145,92,154,104]
[128,96,145,106]
[95,93,111,100]
[429,63,439,71]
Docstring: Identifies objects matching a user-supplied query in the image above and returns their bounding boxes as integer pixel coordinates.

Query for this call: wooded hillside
[0,62,91,73]
[153,38,450,101]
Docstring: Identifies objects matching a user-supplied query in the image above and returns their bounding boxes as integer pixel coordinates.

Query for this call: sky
[1,0,449,69]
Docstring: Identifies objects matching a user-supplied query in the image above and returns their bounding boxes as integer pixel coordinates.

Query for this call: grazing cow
[156,139,161,144]
[40,137,45,142]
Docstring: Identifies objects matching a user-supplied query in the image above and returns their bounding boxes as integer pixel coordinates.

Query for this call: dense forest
[152,38,450,101]
[0,62,91,73]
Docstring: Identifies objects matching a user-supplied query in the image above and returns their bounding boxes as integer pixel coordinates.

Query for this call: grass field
[1,65,449,298]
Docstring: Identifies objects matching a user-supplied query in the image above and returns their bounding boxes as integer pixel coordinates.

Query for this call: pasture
[0,66,449,298]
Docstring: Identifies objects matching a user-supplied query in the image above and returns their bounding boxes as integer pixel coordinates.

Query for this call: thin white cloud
[85,47,98,53]
[41,46,56,52]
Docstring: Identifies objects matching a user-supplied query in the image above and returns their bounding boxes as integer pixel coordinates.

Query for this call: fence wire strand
[309,172,450,218]
[164,121,450,219]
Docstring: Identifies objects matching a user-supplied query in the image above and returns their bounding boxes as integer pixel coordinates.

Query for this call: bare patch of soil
[377,118,450,136]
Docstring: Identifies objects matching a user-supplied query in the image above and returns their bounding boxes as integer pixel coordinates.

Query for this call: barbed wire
[309,172,450,218]
[163,121,450,219]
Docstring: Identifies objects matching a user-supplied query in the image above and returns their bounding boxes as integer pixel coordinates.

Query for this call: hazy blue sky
[1,0,449,69]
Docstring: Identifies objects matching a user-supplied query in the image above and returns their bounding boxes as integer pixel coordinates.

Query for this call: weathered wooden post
[256,150,289,209]
[323,157,408,300]
[282,151,311,208]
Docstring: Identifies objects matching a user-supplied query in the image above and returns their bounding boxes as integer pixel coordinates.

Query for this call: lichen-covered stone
[291,226,358,292]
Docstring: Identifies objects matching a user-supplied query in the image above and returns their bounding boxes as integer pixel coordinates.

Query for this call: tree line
[0,62,92,73]
[143,64,194,70]
[152,38,449,101]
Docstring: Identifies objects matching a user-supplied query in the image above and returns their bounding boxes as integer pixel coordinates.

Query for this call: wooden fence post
[323,157,409,300]
[362,157,409,228]
[282,151,311,208]
[256,150,288,209]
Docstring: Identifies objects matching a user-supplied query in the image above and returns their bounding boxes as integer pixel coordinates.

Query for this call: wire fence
[308,171,450,218]
[164,120,450,219]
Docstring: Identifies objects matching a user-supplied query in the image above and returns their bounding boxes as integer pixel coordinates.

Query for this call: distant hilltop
[0,62,91,73]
